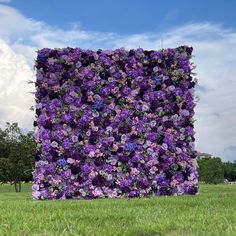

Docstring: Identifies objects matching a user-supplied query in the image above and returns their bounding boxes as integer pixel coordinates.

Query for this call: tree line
[0,122,235,191]
[0,122,35,192]
[198,157,236,184]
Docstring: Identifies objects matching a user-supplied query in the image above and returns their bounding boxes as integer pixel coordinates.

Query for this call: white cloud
[0,39,35,129]
[0,5,235,161]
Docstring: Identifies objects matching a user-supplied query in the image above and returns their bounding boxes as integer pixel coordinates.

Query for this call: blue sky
[9,0,236,34]
[0,0,236,161]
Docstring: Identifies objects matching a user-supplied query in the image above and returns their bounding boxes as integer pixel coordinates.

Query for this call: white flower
[153,66,159,72]
[92,126,99,132]
[107,174,113,181]
[72,135,78,142]
[67,158,74,164]
[147,148,153,154]
[50,141,58,148]
[93,187,103,197]
[92,111,99,117]
[178,69,184,74]
[150,166,157,174]
[176,147,182,154]
[94,94,101,100]
[86,130,91,136]
[32,184,39,191]
[106,126,113,132]
[180,109,190,116]
[142,103,149,111]
[168,85,175,91]
[150,120,156,127]
[162,116,168,122]
[89,151,95,157]
[75,61,82,68]
[161,143,168,150]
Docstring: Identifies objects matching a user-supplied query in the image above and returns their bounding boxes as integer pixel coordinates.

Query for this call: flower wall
[32,46,199,200]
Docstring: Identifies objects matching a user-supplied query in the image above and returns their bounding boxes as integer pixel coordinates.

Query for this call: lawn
[0,184,235,236]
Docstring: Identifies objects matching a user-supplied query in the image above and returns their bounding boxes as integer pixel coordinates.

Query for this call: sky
[0,0,235,161]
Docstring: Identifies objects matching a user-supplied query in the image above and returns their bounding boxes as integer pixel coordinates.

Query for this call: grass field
[0,184,235,236]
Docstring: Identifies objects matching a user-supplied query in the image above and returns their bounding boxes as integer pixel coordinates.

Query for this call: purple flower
[76,61,82,68]
[151,76,162,84]
[101,86,111,96]
[93,99,104,111]
[62,138,72,150]
[37,54,47,64]
[54,130,64,140]
[56,158,67,167]
[156,91,165,99]
[38,114,48,126]
[32,184,40,191]
[82,164,91,175]
[32,190,41,200]
[173,88,183,96]
[163,135,174,147]
[84,144,96,153]
[64,95,74,104]
[146,132,157,142]
[125,142,136,152]
[40,129,51,140]
[180,109,190,117]
[42,142,51,153]
[177,186,185,194]
[62,114,73,123]
[45,164,55,174]
[62,169,72,179]
[157,173,167,182]
[121,178,132,187]
[131,153,143,163]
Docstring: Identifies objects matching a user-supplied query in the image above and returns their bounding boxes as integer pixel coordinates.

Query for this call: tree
[0,158,9,183]
[0,122,35,192]
[0,128,10,159]
[198,157,224,184]
[223,161,236,181]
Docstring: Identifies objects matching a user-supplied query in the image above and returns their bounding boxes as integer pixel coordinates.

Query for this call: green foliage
[198,157,225,184]
[0,128,10,158]
[0,123,35,191]
[223,161,236,181]
[0,158,9,183]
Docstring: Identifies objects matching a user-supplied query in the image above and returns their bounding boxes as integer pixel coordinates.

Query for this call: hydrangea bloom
[32,46,199,200]
[56,159,67,167]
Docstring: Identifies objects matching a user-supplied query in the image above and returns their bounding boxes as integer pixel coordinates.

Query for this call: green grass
[0,184,235,236]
